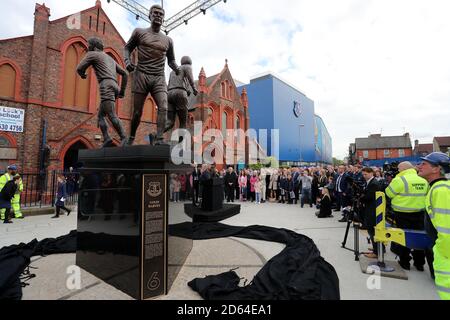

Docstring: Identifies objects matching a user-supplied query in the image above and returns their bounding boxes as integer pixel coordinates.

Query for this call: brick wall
[0,3,156,172]
[357,148,413,161]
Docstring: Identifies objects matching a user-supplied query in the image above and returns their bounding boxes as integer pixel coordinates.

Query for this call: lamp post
[299,124,305,165]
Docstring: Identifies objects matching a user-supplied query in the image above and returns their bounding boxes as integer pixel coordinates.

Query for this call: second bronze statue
[164,56,198,138]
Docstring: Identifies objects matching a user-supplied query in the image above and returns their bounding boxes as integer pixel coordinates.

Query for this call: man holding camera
[334,165,349,213]
[385,162,429,271]
[418,152,450,300]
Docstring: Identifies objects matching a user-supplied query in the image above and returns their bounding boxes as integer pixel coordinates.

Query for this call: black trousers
[294,185,300,204]
[193,182,199,205]
[335,192,344,210]
[391,211,426,266]
[56,205,70,217]
[2,207,11,222]
[226,185,235,202]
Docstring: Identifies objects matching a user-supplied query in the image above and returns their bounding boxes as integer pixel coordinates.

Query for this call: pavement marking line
[58,265,140,300]
[58,281,103,300]
[229,238,269,265]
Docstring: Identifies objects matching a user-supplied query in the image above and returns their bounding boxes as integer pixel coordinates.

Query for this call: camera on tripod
[341,175,367,260]
[343,175,366,223]
[383,161,400,178]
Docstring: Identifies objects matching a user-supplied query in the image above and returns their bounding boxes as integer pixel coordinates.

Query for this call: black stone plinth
[201,178,224,211]
[76,145,193,300]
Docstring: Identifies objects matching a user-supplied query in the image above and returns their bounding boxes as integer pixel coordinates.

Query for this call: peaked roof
[206,74,219,87]
[356,134,412,149]
[435,136,450,147]
[45,1,126,44]
[414,144,433,154]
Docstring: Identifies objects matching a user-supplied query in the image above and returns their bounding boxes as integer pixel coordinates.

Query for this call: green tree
[333,158,344,166]
[249,163,264,171]
[264,156,279,168]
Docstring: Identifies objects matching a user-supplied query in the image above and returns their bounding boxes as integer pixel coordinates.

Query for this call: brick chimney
[28,3,51,101]
[240,87,248,109]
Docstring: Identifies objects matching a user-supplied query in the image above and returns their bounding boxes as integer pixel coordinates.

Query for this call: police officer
[11,173,23,219]
[385,162,428,270]
[418,152,450,300]
[0,165,20,221]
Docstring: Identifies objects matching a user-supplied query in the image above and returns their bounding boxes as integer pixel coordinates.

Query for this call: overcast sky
[1,0,450,159]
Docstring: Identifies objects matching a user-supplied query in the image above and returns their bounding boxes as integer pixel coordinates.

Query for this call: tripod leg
[354,223,360,261]
[342,218,352,248]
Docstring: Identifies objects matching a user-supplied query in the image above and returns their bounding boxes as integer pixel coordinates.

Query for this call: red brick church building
[0,1,249,173]
[188,62,250,169]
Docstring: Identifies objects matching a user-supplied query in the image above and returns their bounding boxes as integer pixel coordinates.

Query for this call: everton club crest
[147,182,163,198]
[293,101,301,118]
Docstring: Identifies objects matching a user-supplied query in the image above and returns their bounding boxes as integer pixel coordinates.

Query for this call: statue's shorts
[168,89,189,112]
[99,79,119,102]
[133,71,167,95]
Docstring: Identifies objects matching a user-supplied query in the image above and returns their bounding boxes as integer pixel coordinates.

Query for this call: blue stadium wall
[240,74,332,165]
[314,115,333,164]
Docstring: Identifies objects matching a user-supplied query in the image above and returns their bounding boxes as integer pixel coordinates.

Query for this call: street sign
[0,106,25,133]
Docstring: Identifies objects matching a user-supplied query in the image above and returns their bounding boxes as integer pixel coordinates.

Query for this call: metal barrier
[1,170,79,208]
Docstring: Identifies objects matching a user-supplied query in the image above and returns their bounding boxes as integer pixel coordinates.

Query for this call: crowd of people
[170,164,380,216]
[168,154,449,300]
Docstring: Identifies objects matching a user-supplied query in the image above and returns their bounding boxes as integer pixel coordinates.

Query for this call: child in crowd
[239,171,247,201]
[173,175,181,203]
[254,176,261,204]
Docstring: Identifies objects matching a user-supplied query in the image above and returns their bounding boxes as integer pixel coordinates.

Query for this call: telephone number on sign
[0,124,23,132]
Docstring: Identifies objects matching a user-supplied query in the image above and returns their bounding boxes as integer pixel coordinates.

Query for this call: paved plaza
[0,201,439,300]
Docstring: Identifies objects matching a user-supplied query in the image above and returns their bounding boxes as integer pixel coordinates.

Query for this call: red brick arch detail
[58,36,90,109]
[0,132,18,148]
[58,136,95,169]
[60,36,89,54]
[236,111,245,130]
[223,106,234,132]
[0,58,23,100]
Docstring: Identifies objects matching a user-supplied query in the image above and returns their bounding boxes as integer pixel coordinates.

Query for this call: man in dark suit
[334,165,349,212]
[360,167,382,258]
[292,168,301,204]
[224,167,237,203]
[192,165,201,206]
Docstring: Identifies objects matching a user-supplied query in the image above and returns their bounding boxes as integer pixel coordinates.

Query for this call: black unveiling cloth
[1,223,340,300]
[169,222,340,300]
[0,231,77,300]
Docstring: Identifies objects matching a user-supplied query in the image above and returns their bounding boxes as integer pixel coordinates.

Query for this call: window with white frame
[384,150,391,158]
[398,149,405,157]
[363,150,369,158]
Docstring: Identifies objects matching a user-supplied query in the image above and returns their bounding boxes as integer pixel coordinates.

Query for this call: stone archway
[62,140,89,171]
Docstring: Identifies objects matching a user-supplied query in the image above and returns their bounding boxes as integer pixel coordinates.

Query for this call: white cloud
[1,0,450,159]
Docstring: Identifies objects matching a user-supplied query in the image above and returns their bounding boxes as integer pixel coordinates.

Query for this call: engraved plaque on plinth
[141,174,167,299]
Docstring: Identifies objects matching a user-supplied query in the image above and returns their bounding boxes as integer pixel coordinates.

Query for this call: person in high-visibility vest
[11,174,23,219]
[418,152,450,300]
[385,162,429,271]
[0,164,18,221]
